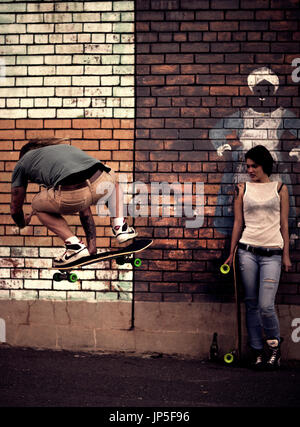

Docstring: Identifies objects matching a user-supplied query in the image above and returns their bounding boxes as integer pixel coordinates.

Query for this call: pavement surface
[0,345,299,413]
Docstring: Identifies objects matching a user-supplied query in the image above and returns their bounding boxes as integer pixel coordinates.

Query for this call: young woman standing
[224,145,292,370]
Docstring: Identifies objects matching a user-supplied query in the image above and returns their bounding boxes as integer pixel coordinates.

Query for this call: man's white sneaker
[53,242,89,266]
[112,222,138,243]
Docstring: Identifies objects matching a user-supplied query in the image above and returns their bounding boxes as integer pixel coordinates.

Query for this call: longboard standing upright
[220,246,242,364]
[51,239,153,282]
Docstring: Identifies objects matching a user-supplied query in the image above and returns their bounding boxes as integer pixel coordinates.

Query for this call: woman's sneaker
[250,348,264,371]
[53,242,89,267]
[265,339,281,370]
[112,222,138,243]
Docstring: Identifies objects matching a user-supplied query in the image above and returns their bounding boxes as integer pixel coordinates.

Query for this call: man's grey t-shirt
[12,144,103,189]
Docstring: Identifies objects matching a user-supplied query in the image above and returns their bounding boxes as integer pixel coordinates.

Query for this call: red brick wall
[135,0,300,304]
[1,117,134,246]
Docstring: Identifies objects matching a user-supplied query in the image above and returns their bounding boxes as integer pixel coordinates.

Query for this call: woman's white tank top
[239,181,284,249]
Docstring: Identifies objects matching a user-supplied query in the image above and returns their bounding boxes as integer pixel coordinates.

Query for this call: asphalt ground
[0,345,299,419]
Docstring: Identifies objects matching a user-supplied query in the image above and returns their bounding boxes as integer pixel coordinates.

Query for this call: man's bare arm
[10,186,26,228]
[79,207,97,255]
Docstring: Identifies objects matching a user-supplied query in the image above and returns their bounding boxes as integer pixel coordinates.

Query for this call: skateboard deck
[220,246,242,364]
[51,239,153,282]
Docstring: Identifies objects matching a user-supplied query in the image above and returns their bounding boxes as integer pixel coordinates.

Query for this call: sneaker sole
[116,231,138,243]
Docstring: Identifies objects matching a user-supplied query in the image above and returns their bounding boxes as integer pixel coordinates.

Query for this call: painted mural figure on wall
[209,67,300,240]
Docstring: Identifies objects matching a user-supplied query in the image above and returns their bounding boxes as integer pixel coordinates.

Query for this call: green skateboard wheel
[224,352,234,364]
[220,263,230,274]
[134,258,142,267]
[68,273,78,283]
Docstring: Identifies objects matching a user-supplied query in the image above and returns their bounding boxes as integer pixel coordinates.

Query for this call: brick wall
[135,0,300,304]
[0,1,135,302]
[0,0,300,307]
[0,0,134,119]
[0,117,134,301]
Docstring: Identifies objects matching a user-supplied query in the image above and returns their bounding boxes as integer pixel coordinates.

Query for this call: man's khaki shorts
[32,170,116,215]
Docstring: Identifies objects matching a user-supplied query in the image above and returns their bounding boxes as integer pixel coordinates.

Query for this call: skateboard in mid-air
[220,246,242,364]
[51,239,153,282]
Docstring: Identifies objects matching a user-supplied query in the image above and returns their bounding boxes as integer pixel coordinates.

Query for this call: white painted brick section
[24,279,52,290]
[0,2,135,302]
[0,245,132,302]
[11,247,39,257]
[39,291,67,300]
[67,291,96,302]
[0,1,135,118]
[10,290,38,300]
[0,290,10,299]
[0,279,23,289]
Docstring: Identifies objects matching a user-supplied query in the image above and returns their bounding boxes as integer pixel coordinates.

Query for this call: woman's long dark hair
[19,137,70,159]
[245,145,274,177]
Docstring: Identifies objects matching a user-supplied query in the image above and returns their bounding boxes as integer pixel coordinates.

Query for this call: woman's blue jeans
[238,248,282,350]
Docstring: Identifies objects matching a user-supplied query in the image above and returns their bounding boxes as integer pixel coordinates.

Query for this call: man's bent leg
[92,171,138,243]
[107,178,138,242]
[32,187,90,265]
[32,189,75,243]
[35,211,73,243]
[36,211,90,266]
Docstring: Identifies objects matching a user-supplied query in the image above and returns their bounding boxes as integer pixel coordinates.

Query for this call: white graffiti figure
[210,66,300,236]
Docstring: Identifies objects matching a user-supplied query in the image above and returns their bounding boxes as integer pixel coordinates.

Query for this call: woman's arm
[224,183,244,266]
[280,184,292,272]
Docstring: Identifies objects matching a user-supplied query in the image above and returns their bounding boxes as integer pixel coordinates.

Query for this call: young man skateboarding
[10,138,137,267]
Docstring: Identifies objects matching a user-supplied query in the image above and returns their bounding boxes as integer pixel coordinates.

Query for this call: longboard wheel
[133,258,142,267]
[116,256,126,265]
[224,352,235,364]
[67,272,78,283]
[220,263,230,274]
[53,272,63,282]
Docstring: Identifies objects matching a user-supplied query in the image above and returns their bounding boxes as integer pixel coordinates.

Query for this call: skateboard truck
[115,255,142,267]
[53,271,79,283]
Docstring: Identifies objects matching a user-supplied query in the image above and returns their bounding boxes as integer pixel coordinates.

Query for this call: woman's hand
[282,254,292,272]
[223,253,234,268]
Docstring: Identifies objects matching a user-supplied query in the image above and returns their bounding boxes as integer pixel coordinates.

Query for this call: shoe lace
[268,347,279,364]
[255,355,263,364]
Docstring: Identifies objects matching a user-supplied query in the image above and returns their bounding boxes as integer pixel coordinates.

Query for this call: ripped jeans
[238,248,282,350]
